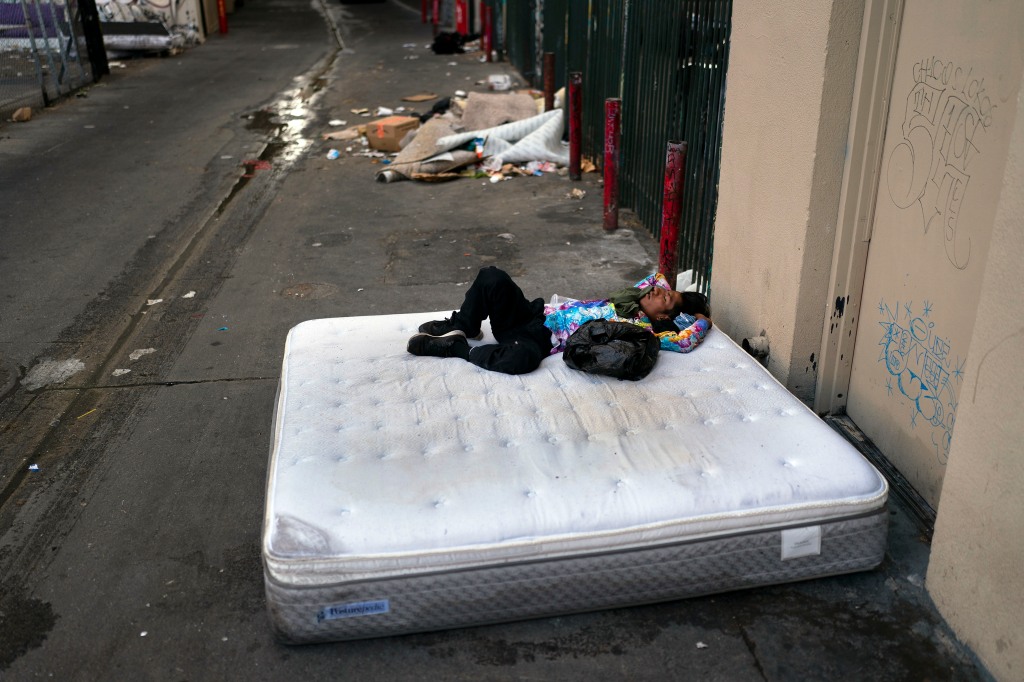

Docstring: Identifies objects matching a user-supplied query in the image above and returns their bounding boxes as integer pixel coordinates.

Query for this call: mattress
[263,313,889,644]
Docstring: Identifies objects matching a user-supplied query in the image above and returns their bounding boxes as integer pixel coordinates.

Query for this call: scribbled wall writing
[876,298,962,464]
[886,56,996,270]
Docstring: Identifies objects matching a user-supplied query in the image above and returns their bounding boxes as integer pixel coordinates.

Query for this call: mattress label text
[317,599,390,622]
[780,526,822,560]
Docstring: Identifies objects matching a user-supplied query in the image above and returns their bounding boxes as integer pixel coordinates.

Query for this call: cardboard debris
[366,116,420,153]
[322,125,365,142]
[402,93,438,102]
[11,107,32,122]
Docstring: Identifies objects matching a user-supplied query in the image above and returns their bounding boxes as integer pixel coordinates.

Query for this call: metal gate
[503,0,732,295]
[1,0,96,118]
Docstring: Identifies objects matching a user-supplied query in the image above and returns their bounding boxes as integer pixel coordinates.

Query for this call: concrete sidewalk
[0,0,991,679]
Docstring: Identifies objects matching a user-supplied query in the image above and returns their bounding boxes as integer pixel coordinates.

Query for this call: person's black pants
[452,267,553,375]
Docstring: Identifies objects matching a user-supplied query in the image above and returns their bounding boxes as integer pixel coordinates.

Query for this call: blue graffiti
[877,299,962,464]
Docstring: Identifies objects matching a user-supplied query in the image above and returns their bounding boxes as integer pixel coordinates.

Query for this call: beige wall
[712,0,863,402]
[927,72,1024,681]
[718,2,1024,679]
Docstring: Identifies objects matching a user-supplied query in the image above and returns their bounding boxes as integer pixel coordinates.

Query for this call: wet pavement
[0,0,993,679]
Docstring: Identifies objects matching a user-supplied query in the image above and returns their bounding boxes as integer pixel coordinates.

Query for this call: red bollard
[482,5,491,62]
[217,0,228,34]
[432,0,439,36]
[603,98,621,231]
[569,72,582,180]
[421,0,427,23]
[543,53,556,112]
[659,140,688,285]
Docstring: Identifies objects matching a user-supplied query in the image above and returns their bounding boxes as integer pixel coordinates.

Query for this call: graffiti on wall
[876,298,963,465]
[886,56,996,270]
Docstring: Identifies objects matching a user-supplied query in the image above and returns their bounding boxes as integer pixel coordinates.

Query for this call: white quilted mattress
[263,313,888,588]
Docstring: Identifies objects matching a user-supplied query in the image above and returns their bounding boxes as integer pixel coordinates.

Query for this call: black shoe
[418,314,483,340]
[407,331,470,358]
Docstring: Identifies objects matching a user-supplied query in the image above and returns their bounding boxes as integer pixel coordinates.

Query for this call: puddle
[217,51,339,215]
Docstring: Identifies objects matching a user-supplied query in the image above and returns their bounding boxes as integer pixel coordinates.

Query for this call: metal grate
[1,0,94,118]
[501,0,732,295]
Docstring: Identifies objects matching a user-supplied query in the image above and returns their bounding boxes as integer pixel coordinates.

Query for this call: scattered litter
[454,89,467,98]
[140,631,148,637]
[220,155,233,160]
[497,233,515,240]
[402,92,437,102]
[567,188,587,199]
[447,61,458,67]
[112,369,131,377]
[350,108,369,115]
[146,299,163,306]
[311,242,323,247]
[326,149,341,160]
[11,107,32,122]
[581,158,598,173]
[489,174,502,183]
[375,106,394,116]
[322,126,363,142]
[402,42,417,48]
[696,642,709,649]
[357,288,365,292]
[129,348,156,361]
[76,408,97,420]
[242,159,272,171]
[431,31,469,54]
[328,119,347,126]
[182,291,196,299]
[487,74,512,91]
[404,55,420,61]
[28,464,40,471]
[526,160,557,175]
[218,327,229,332]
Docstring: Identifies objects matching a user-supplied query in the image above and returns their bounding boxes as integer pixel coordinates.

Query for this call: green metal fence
[503,0,732,295]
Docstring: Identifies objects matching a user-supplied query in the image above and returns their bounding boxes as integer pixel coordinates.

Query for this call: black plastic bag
[563,320,660,381]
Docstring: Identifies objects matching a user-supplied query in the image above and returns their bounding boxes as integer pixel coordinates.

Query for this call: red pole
[482,5,491,62]
[659,140,687,285]
[421,0,427,23]
[432,0,439,36]
[569,71,582,180]
[217,0,227,34]
[543,53,556,112]
[455,0,468,34]
[603,98,621,231]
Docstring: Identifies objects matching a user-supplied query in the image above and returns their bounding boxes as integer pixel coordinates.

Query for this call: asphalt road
[0,1,990,680]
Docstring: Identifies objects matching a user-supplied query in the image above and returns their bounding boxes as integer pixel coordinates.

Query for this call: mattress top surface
[264,313,886,581]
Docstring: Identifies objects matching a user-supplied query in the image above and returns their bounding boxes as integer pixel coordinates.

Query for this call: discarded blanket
[377,100,567,183]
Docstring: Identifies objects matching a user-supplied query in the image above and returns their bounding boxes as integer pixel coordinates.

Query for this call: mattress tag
[317,599,390,622]
[780,526,822,560]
